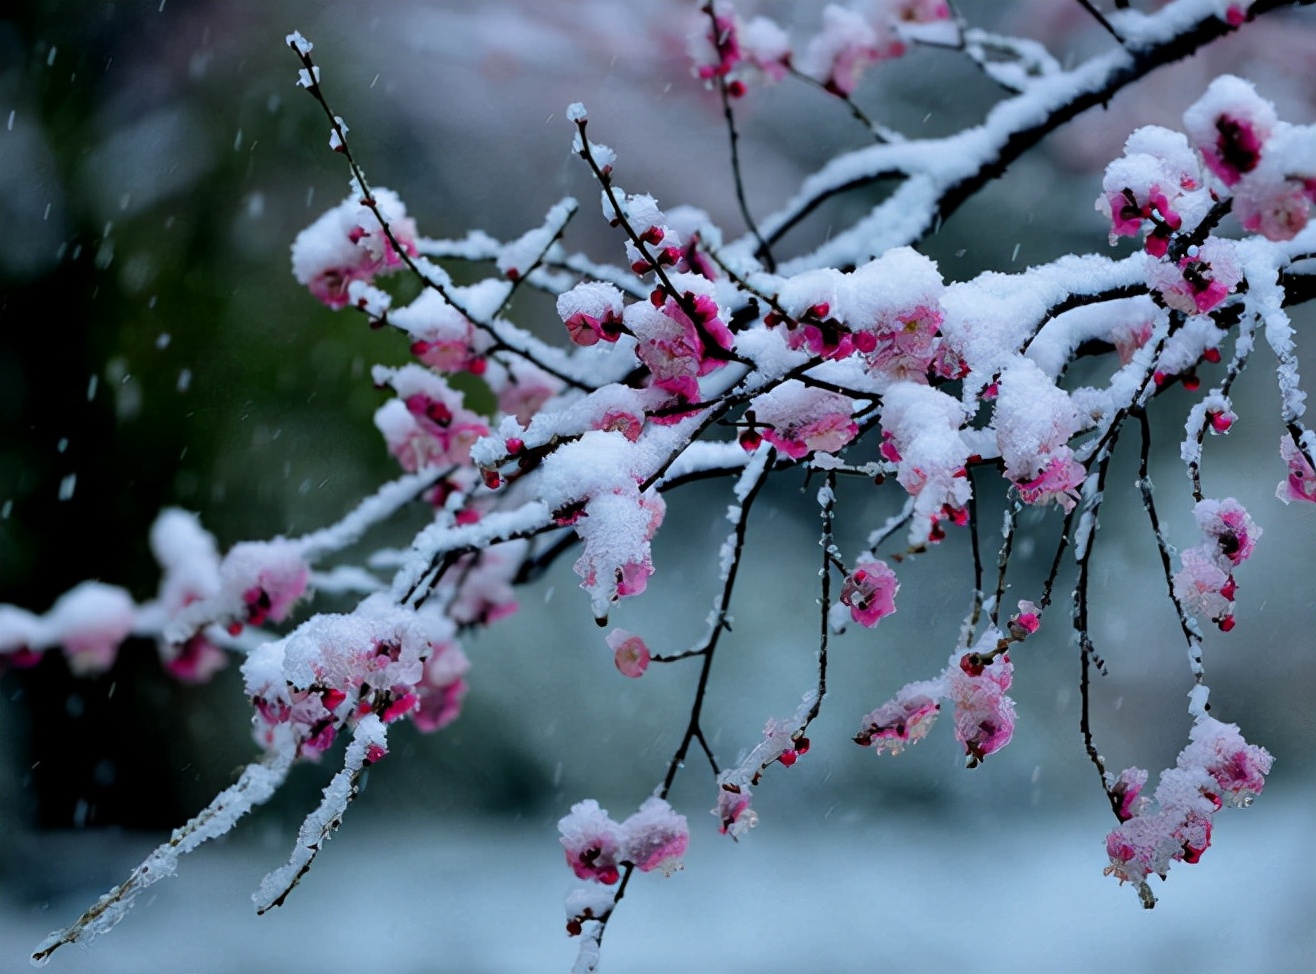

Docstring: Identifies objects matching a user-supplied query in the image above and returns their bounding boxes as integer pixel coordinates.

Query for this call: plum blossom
[372,364,490,471]
[1105,718,1272,891]
[220,539,309,632]
[880,382,972,543]
[573,486,666,621]
[1232,124,1316,241]
[846,248,946,381]
[1277,436,1316,503]
[411,637,470,733]
[558,797,688,884]
[750,382,858,459]
[688,2,791,95]
[839,561,899,627]
[242,595,451,760]
[1014,454,1085,512]
[1146,239,1241,315]
[48,582,136,676]
[620,798,688,876]
[946,646,1016,766]
[854,680,941,755]
[606,628,650,678]
[800,5,902,96]
[1173,497,1259,629]
[713,775,757,838]
[1096,128,1203,257]
[392,289,490,374]
[291,188,417,308]
[1182,75,1276,188]
[557,281,626,347]
[558,799,624,885]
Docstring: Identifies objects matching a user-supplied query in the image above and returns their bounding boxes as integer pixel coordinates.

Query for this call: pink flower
[222,541,309,630]
[621,797,688,876]
[1146,239,1241,315]
[839,561,899,627]
[751,382,857,460]
[1173,545,1234,626]
[1183,75,1276,187]
[50,582,136,676]
[557,281,626,347]
[558,799,624,885]
[1193,498,1260,566]
[714,774,757,838]
[800,5,902,97]
[854,682,941,755]
[1015,453,1085,512]
[607,629,650,678]
[412,640,470,733]
[947,650,1016,766]
[161,633,228,684]
[1111,767,1149,823]
[291,189,417,309]
[1277,436,1316,504]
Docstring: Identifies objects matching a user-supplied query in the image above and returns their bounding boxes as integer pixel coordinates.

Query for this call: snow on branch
[15,1,1316,967]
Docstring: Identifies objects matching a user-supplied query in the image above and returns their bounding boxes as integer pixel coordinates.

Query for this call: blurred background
[1,2,1313,971]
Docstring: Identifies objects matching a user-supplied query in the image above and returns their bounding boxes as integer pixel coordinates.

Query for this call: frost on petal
[1014,452,1085,512]
[621,797,688,876]
[845,248,946,382]
[572,486,665,621]
[839,560,899,627]
[1172,545,1233,623]
[1233,124,1316,241]
[559,799,624,885]
[799,5,901,97]
[994,358,1081,483]
[221,539,309,629]
[881,381,972,543]
[1179,717,1273,807]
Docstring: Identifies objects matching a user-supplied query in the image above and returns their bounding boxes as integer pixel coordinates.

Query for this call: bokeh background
[1,2,1313,971]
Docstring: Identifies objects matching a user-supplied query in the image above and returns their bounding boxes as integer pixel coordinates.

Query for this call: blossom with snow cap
[1277,436,1316,503]
[854,680,941,756]
[1182,75,1276,188]
[558,799,624,885]
[1147,239,1241,315]
[291,188,417,308]
[750,381,858,460]
[1105,717,1271,891]
[800,4,903,97]
[947,647,1016,767]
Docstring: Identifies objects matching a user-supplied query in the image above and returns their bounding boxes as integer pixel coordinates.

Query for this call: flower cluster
[1172,498,1260,631]
[242,594,468,760]
[856,641,1016,767]
[559,797,689,886]
[1105,717,1272,891]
